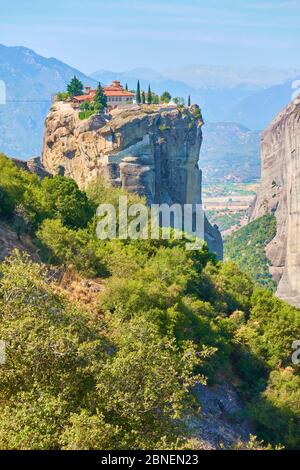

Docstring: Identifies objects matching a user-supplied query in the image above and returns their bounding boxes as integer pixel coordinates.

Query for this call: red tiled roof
[104,90,134,97]
[73,94,92,102]
[73,81,134,102]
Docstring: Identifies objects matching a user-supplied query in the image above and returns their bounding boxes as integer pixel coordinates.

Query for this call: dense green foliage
[0,155,299,449]
[93,82,107,112]
[0,153,39,218]
[0,252,209,449]
[78,83,107,120]
[61,78,108,121]
[67,76,84,97]
[160,91,172,103]
[56,91,70,102]
[224,214,277,290]
[206,209,245,233]
[0,155,94,232]
[233,289,300,448]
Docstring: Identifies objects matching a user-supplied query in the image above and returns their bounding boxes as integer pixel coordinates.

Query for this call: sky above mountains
[0,0,299,73]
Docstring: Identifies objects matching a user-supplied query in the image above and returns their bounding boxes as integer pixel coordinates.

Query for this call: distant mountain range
[91,67,299,130]
[91,65,300,91]
[162,65,300,89]
[0,43,298,164]
[201,122,261,184]
[220,80,299,130]
[0,44,96,158]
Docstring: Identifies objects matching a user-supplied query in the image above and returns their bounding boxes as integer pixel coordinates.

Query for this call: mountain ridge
[0,44,97,158]
[91,67,299,130]
[162,64,300,89]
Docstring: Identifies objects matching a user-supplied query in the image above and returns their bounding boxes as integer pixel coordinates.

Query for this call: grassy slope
[224,214,277,290]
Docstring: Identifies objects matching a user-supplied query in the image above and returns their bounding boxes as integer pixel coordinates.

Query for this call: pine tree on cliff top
[136,80,141,104]
[147,85,152,104]
[67,76,84,97]
[94,82,107,112]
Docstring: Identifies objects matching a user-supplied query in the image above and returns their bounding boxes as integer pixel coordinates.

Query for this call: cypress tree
[67,76,84,97]
[136,80,141,104]
[188,95,191,107]
[125,83,128,91]
[142,91,146,104]
[93,82,107,112]
[147,84,152,104]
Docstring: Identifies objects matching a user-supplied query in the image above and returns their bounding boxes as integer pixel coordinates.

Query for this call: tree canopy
[160,91,172,103]
[93,82,107,112]
[67,76,84,97]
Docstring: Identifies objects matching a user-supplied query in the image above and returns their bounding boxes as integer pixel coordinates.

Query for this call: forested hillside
[224,214,277,290]
[0,154,299,450]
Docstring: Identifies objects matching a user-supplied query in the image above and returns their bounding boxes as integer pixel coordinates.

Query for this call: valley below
[199,121,261,235]
[203,182,259,236]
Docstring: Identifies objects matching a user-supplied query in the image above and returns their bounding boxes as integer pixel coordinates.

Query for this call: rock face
[251,95,300,306]
[12,156,51,178]
[42,102,222,258]
[188,382,253,449]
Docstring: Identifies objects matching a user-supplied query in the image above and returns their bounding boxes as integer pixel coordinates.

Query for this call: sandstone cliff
[251,94,300,306]
[42,102,222,258]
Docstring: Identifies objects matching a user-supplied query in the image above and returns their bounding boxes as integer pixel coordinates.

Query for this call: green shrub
[78,110,96,120]
[56,92,70,102]
[0,153,39,219]
[37,219,107,277]
[37,176,95,229]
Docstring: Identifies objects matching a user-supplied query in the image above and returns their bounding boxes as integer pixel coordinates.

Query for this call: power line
[5,100,52,103]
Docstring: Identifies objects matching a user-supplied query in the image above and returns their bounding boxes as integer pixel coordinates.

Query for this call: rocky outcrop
[42,102,222,258]
[12,156,51,178]
[187,382,253,449]
[251,94,300,306]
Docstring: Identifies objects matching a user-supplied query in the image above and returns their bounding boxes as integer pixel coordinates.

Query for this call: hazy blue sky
[0,0,299,73]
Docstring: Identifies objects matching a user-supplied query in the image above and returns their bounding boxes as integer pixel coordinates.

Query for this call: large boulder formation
[251,95,300,307]
[42,102,222,258]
